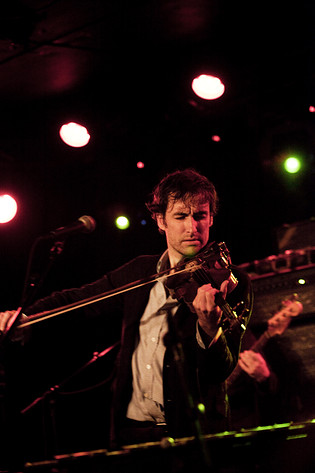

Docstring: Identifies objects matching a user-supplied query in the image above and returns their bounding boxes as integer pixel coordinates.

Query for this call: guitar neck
[226,296,302,389]
[250,330,272,353]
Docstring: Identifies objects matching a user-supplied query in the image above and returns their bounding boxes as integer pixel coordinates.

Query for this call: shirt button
[151,337,156,342]
[146,364,151,370]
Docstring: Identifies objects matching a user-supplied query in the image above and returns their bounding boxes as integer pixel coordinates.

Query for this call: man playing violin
[0,168,252,451]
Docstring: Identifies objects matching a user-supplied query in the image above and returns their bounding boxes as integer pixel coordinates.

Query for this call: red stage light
[59,122,90,147]
[191,74,225,100]
[0,194,18,223]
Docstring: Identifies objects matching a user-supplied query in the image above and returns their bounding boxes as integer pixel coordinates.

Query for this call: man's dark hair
[146,168,219,221]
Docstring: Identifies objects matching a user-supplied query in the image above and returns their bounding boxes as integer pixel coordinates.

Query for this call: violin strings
[192,266,240,324]
[193,267,218,288]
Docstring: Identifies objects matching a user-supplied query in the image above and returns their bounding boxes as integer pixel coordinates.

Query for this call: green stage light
[283,156,302,174]
[115,215,130,230]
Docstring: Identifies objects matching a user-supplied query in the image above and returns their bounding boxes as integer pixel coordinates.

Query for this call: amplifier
[240,259,315,423]
[237,247,315,323]
[250,265,315,324]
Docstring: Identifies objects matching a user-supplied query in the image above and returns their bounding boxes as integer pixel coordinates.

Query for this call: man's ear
[210,216,214,227]
[156,214,166,232]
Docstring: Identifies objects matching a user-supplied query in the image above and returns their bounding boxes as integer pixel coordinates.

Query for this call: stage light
[191,74,225,100]
[283,156,302,174]
[59,122,90,147]
[137,161,145,169]
[0,194,18,223]
[115,215,130,230]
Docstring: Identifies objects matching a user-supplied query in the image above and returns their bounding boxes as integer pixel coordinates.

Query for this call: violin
[165,241,249,331]
[10,241,248,334]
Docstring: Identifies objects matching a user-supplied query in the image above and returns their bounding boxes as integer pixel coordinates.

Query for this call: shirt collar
[156,249,170,273]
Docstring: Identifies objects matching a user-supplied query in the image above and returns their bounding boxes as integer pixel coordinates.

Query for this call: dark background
[0,0,314,307]
[0,1,315,467]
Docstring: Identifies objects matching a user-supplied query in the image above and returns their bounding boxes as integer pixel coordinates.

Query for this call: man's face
[157,197,213,266]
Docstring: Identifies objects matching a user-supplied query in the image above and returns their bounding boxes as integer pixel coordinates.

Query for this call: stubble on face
[157,195,212,266]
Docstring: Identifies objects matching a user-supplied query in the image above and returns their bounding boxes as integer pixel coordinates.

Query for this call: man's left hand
[192,280,229,338]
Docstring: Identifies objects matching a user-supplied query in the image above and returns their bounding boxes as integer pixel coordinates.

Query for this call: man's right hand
[0,310,17,334]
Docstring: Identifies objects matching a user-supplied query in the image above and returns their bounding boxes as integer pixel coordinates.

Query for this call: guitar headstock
[267,293,303,337]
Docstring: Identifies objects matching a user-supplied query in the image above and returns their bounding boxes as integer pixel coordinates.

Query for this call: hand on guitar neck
[238,350,271,383]
[227,294,303,386]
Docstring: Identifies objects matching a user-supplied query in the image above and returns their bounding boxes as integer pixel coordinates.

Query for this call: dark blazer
[26,253,253,447]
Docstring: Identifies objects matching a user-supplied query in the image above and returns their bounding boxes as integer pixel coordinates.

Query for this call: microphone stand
[166,311,212,470]
[21,342,119,458]
[0,237,66,346]
[0,237,66,470]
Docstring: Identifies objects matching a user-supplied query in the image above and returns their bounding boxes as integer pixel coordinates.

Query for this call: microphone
[44,215,96,240]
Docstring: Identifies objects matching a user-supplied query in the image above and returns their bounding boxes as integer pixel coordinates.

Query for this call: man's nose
[186,216,198,233]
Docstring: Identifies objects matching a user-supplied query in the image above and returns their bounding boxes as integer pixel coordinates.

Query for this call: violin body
[166,241,236,302]
[165,241,250,332]
[166,264,233,303]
